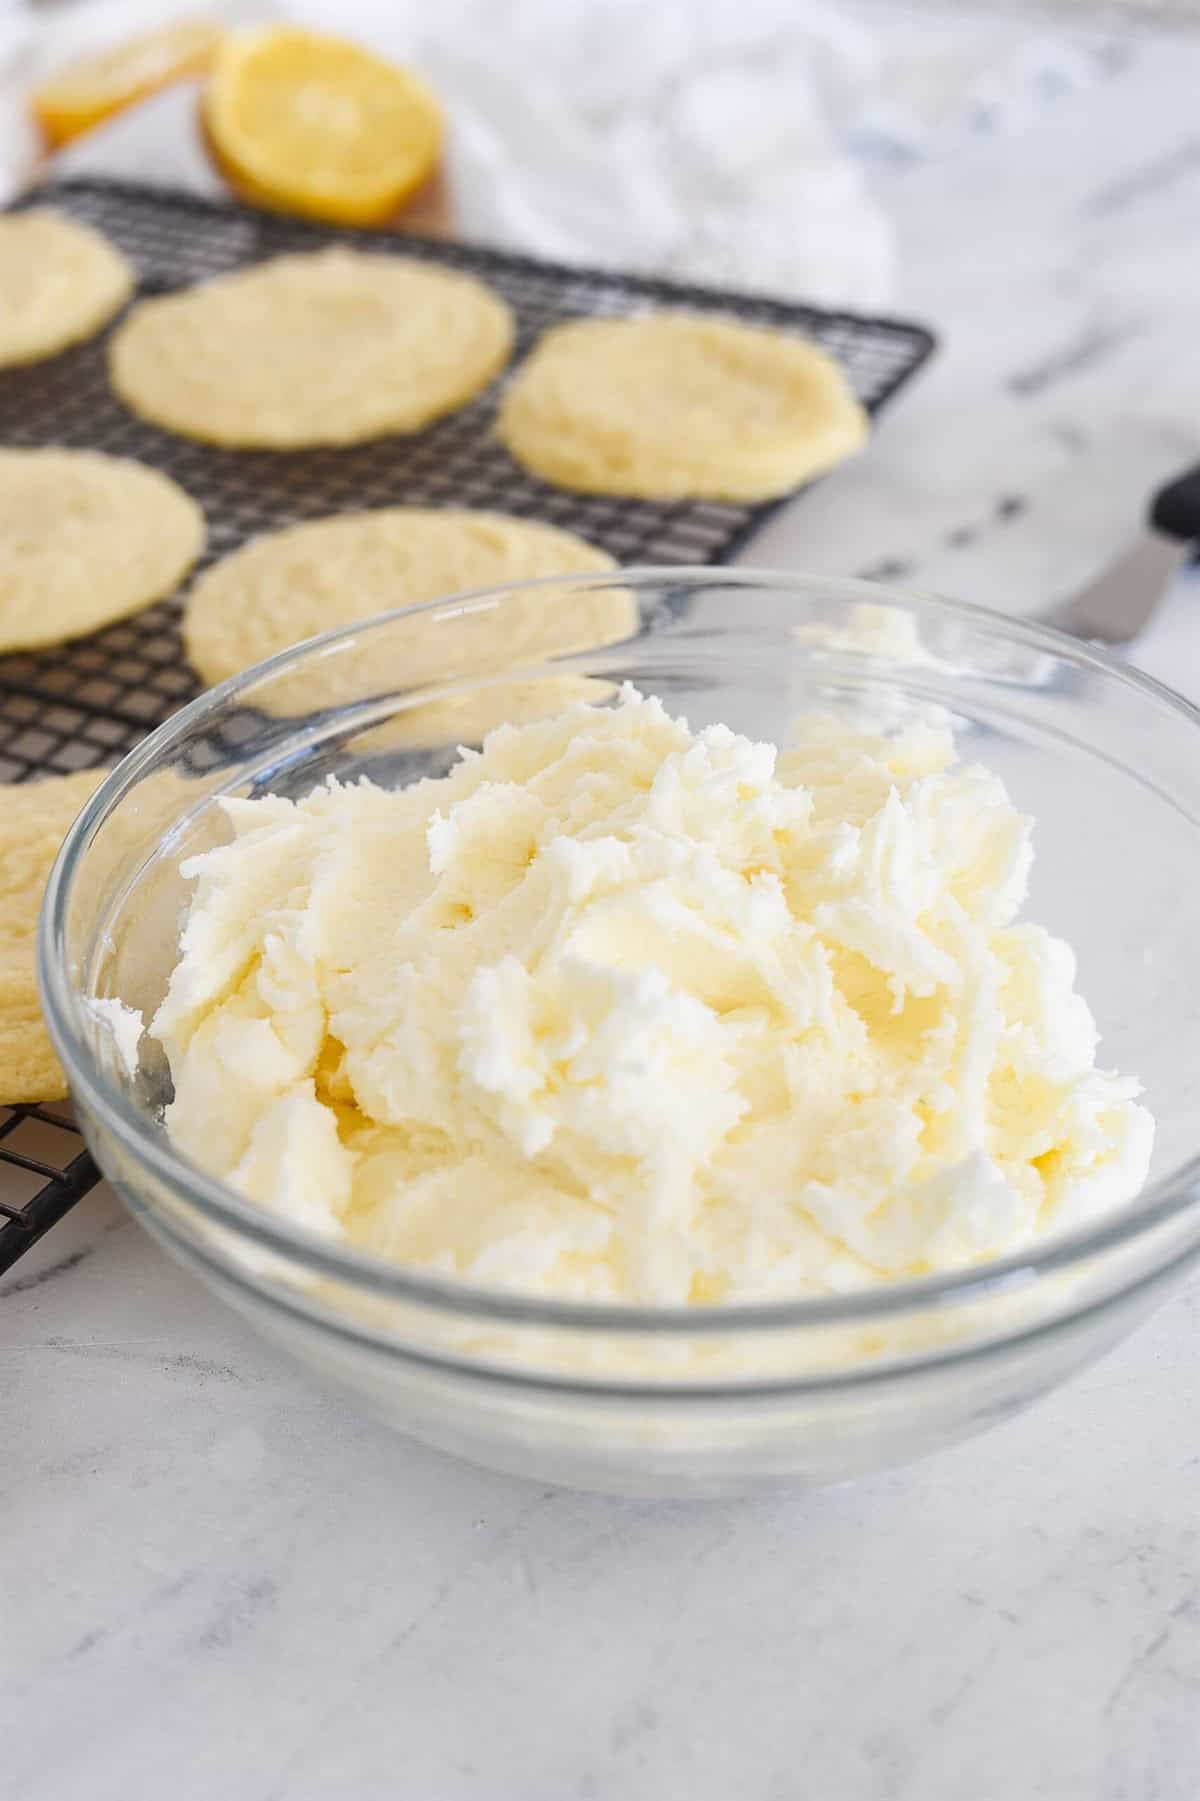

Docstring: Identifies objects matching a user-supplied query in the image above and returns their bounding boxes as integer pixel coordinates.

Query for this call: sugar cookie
[498,312,868,501]
[183,507,628,715]
[0,209,133,368]
[109,248,514,447]
[0,449,204,655]
[0,770,107,1103]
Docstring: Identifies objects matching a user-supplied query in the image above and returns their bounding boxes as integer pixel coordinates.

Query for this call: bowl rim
[39,565,1200,1336]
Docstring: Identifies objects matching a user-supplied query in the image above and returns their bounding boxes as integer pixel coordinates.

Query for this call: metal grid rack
[0,1106,99,1275]
[0,175,935,1272]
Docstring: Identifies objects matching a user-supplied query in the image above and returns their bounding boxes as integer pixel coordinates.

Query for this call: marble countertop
[5,11,1200,1799]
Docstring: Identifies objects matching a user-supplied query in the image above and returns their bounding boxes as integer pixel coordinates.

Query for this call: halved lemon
[32,19,222,148]
[203,27,444,228]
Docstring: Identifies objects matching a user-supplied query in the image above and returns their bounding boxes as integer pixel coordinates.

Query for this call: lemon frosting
[150,688,1153,1303]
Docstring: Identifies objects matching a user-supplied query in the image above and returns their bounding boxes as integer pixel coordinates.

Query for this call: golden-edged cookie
[0,209,133,367]
[109,248,513,447]
[0,449,204,655]
[183,507,629,717]
[0,769,107,1103]
[498,312,868,502]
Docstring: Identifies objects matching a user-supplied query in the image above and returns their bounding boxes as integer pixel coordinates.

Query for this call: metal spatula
[1045,459,1200,644]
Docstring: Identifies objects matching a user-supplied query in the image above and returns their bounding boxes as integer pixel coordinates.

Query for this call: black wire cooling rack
[0,175,935,1273]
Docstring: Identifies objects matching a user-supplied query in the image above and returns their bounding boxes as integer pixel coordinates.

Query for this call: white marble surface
[5,9,1200,1799]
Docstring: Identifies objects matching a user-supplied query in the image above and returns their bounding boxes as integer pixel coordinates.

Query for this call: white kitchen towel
[2,0,897,306]
[0,0,1145,309]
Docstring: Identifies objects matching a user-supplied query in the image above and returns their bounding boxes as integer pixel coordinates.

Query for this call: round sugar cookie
[0,209,133,368]
[183,507,630,716]
[0,450,205,655]
[109,248,514,447]
[0,769,107,1103]
[498,312,869,502]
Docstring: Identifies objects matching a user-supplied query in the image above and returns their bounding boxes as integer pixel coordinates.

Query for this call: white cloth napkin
[0,0,1134,311]
[2,0,900,306]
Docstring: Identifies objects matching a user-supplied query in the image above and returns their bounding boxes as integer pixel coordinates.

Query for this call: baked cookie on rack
[0,769,107,1103]
[182,506,627,720]
[0,449,204,655]
[0,209,133,367]
[110,248,514,447]
[498,312,868,502]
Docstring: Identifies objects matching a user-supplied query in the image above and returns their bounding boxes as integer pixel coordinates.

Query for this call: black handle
[1150,461,1200,541]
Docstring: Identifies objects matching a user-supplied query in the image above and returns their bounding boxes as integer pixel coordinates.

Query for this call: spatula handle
[1150,461,1200,541]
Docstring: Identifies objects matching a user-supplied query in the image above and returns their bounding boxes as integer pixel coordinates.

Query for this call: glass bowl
[39,570,1200,1498]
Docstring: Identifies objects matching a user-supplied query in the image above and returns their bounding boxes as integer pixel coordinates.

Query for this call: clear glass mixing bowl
[39,571,1200,1497]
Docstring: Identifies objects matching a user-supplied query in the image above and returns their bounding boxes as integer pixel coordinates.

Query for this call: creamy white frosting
[87,995,144,1079]
[148,687,1153,1304]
